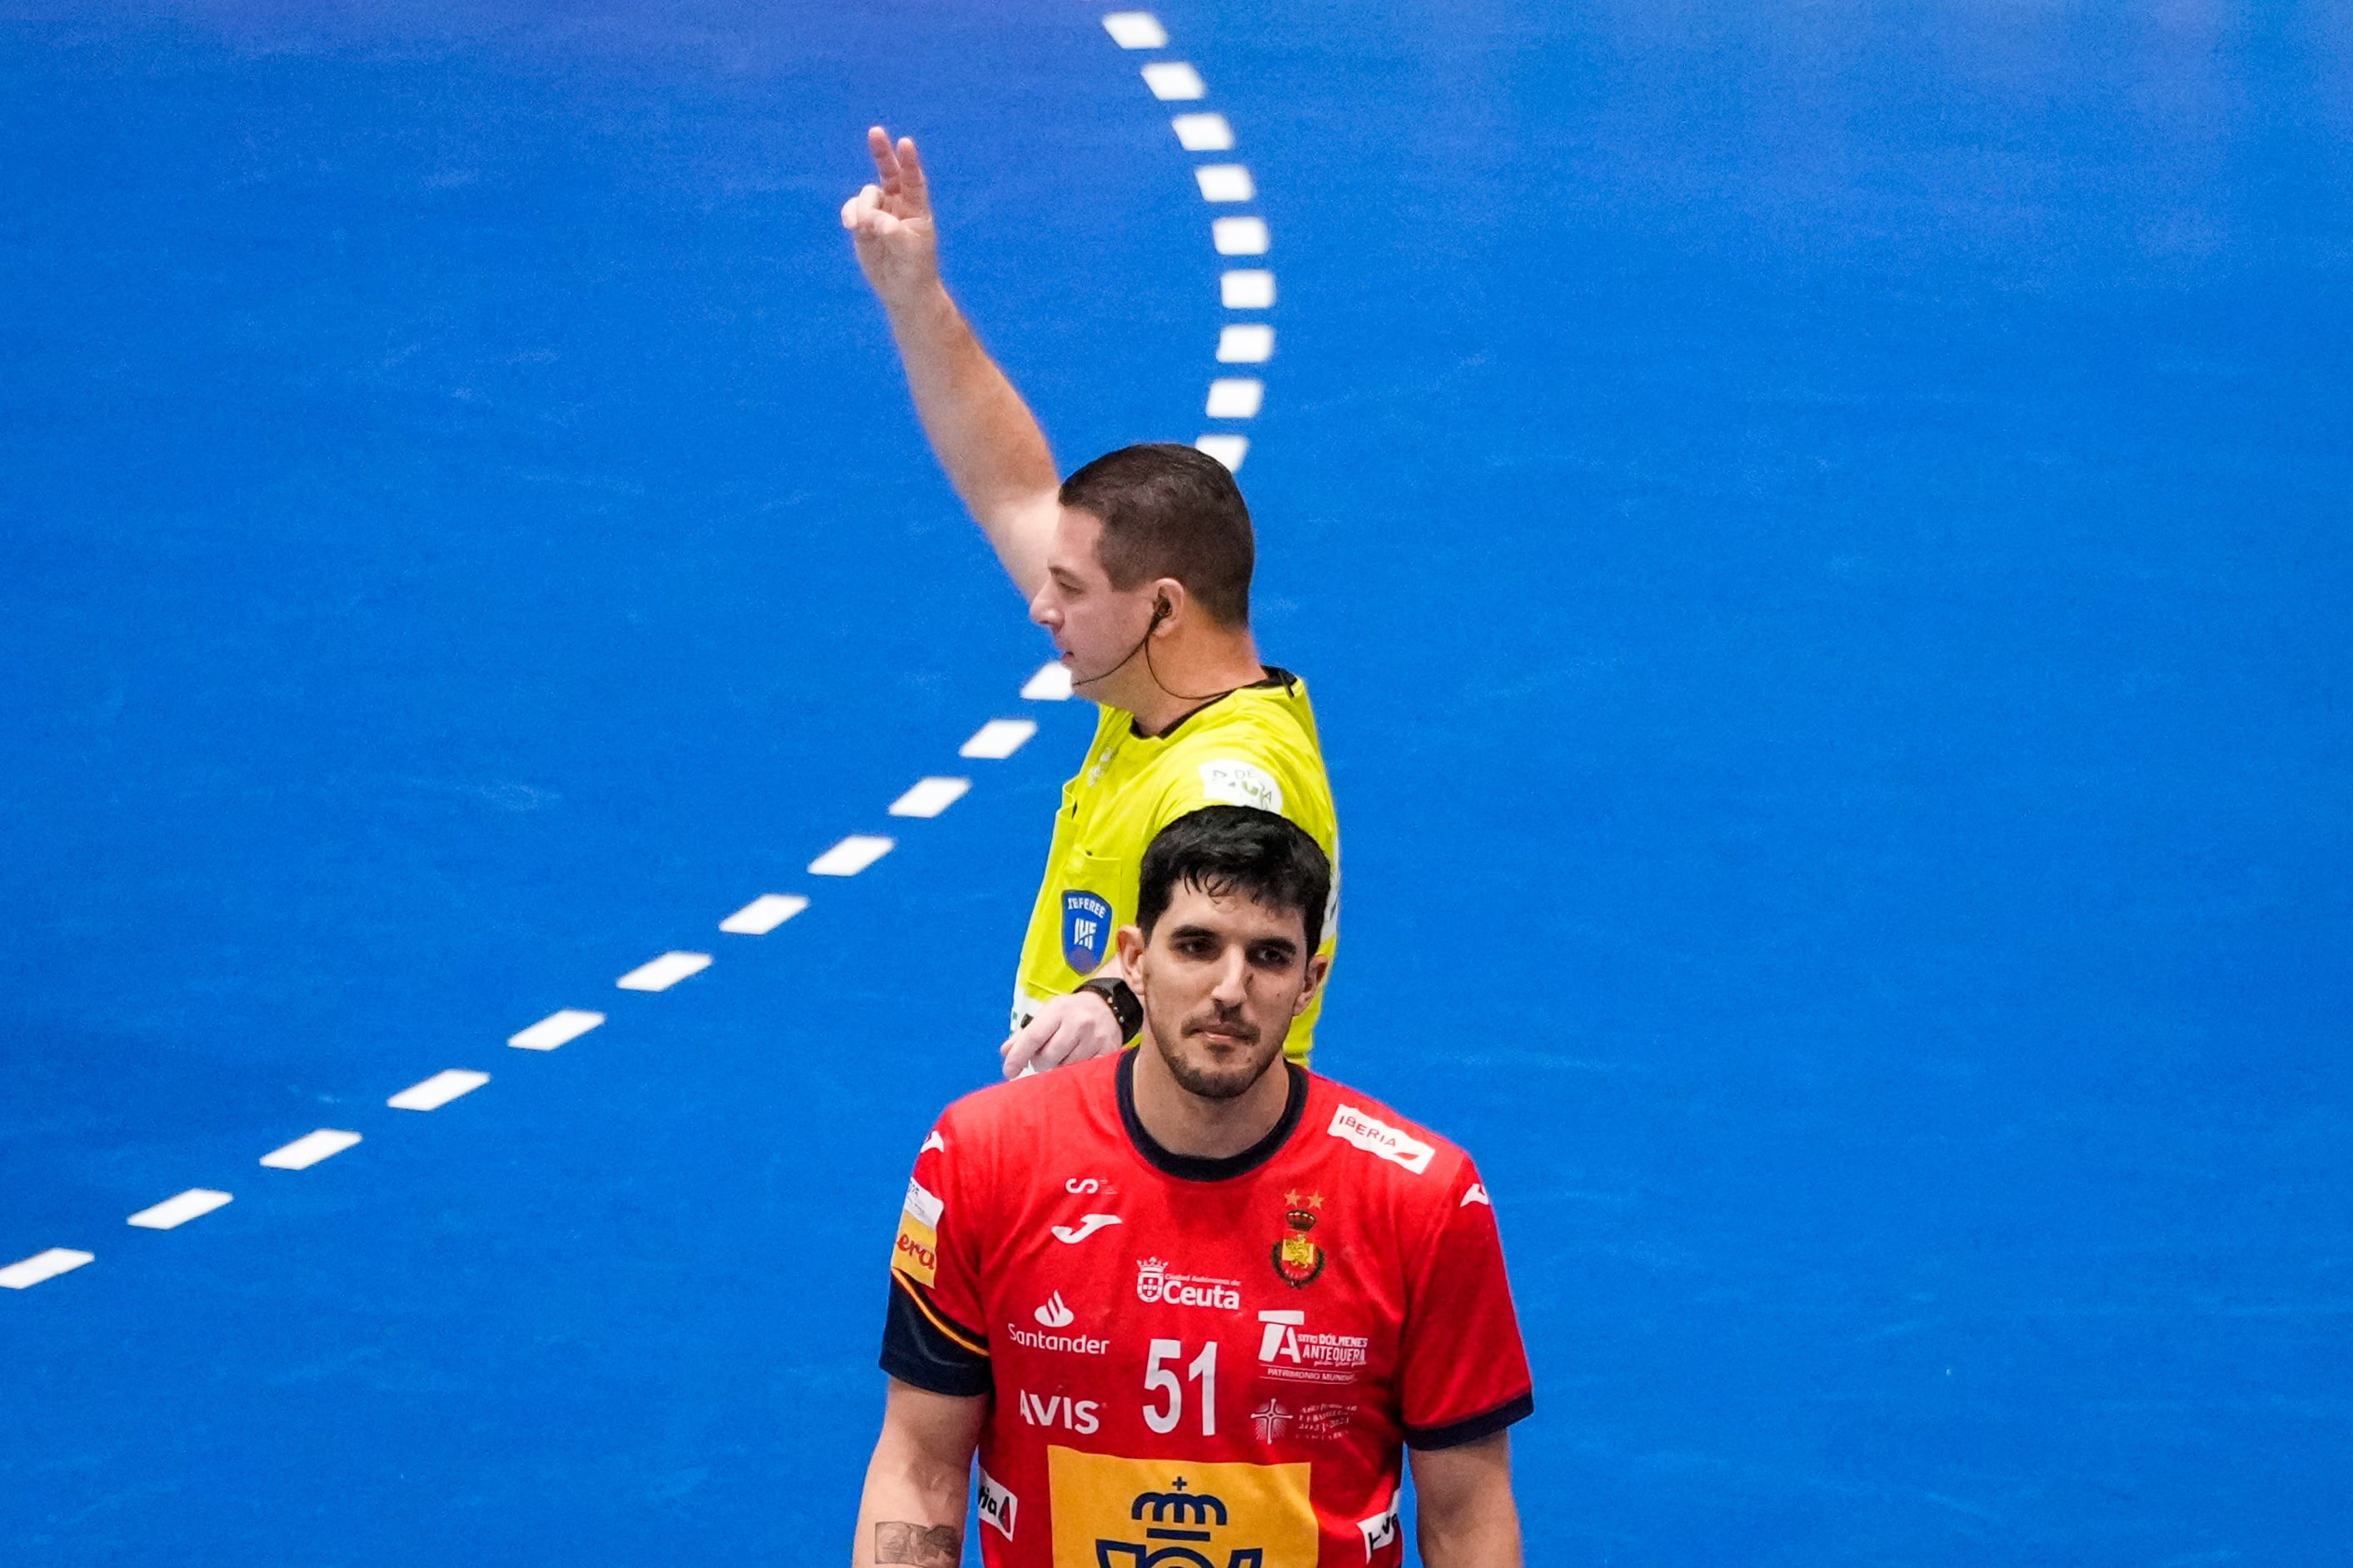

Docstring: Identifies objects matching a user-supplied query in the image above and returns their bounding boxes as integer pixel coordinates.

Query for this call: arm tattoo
[874,1521,960,1567]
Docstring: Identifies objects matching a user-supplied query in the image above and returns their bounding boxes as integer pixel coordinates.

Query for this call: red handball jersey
[881,1051,1533,1567]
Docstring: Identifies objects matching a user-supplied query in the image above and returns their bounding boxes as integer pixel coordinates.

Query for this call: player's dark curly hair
[1135,805,1329,954]
[1059,443,1254,627]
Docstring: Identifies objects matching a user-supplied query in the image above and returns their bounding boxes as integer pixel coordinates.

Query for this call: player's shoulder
[1299,1070,1481,1202]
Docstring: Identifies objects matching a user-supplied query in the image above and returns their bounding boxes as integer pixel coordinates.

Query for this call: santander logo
[1051,1213,1122,1245]
[1034,1292,1076,1329]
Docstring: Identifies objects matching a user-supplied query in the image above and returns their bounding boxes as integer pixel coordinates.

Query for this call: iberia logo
[1271,1189,1325,1287]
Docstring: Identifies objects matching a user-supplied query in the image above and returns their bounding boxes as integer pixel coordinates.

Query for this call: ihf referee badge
[1062,890,1113,972]
[1273,1190,1326,1287]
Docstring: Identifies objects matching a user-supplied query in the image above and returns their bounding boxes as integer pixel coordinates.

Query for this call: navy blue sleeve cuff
[878,1276,993,1399]
[1405,1389,1535,1451]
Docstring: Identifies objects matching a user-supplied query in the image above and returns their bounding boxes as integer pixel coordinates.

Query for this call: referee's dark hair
[1135,805,1330,955]
[1060,443,1254,628]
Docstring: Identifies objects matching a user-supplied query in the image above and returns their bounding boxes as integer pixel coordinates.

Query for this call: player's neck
[1110,625,1266,737]
[1128,1041,1294,1161]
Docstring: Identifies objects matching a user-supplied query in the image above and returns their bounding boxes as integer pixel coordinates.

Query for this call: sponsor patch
[1003,1321,1112,1356]
[977,1468,1018,1541]
[1198,757,1285,814]
[1328,1104,1435,1175]
[1047,1449,1315,1568]
[1135,1257,1243,1311]
[920,1130,946,1156]
[1018,1390,1102,1433]
[1460,1182,1490,1207]
[1358,1490,1401,1561]
[1061,889,1113,972]
[893,1177,944,1287]
[1256,1308,1369,1385]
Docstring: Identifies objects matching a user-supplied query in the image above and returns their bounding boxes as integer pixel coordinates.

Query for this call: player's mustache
[1183,1005,1258,1044]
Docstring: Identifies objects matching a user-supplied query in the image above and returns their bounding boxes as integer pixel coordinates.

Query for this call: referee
[841,127,1341,1076]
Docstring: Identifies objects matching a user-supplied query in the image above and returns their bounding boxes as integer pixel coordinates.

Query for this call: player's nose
[1209,948,1251,1004]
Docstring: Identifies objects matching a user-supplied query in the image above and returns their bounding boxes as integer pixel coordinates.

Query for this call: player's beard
[1154,1003,1287,1102]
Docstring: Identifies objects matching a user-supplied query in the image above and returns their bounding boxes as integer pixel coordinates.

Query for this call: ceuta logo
[1034,1292,1076,1329]
[1051,1213,1122,1245]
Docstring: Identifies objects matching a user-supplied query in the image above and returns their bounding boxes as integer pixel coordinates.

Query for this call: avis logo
[1017,1391,1101,1434]
[1034,1292,1076,1329]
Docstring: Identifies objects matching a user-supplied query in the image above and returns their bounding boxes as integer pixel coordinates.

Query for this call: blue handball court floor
[2,0,2346,1562]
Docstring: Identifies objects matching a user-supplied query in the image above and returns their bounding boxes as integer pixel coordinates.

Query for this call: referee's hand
[1000,991,1125,1079]
[840,125,939,308]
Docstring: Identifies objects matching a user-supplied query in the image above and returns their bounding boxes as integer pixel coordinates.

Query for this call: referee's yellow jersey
[1011,668,1339,1063]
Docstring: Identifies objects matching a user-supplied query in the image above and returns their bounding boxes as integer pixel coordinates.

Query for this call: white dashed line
[810,835,895,876]
[1220,269,1274,308]
[0,1247,94,1289]
[1172,112,1234,152]
[1194,165,1254,203]
[720,894,810,935]
[960,718,1039,759]
[43,24,1282,1292]
[890,777,973,819]
[260,1129,362,1171]
[127,1188,233,1230]
[1022,660,1075,700]
[1213,217,1269,256]
[1101,10,1167,47]
[1194,435,1250,471]
[1216,324,1274,363]
[1206,377,1264,419]
[616,951,713,992]
[387,1070,491,1112]
[1141,62,1206,101]
[509,1008,606,1052]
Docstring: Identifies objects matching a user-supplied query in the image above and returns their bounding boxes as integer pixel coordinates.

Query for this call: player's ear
[1114,923,1149,975]
[1291,951,1332,1018]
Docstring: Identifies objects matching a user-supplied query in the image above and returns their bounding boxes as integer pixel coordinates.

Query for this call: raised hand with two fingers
[840,125,940,306]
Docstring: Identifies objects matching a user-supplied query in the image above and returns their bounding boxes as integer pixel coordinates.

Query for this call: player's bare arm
[1409,1431,1527,1568]
[851,1378,985,1568]
[841,126,1060,597]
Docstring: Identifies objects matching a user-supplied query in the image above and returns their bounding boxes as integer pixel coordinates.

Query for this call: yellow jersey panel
[1045,1446,1318,1568]
[1013,672,1339,1063]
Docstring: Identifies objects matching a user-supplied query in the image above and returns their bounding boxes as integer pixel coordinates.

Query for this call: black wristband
[1074,977,1144,1043]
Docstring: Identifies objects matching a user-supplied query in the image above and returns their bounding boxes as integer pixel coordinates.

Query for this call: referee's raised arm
[842,131,1344,1081]
[840,126,1059,598]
